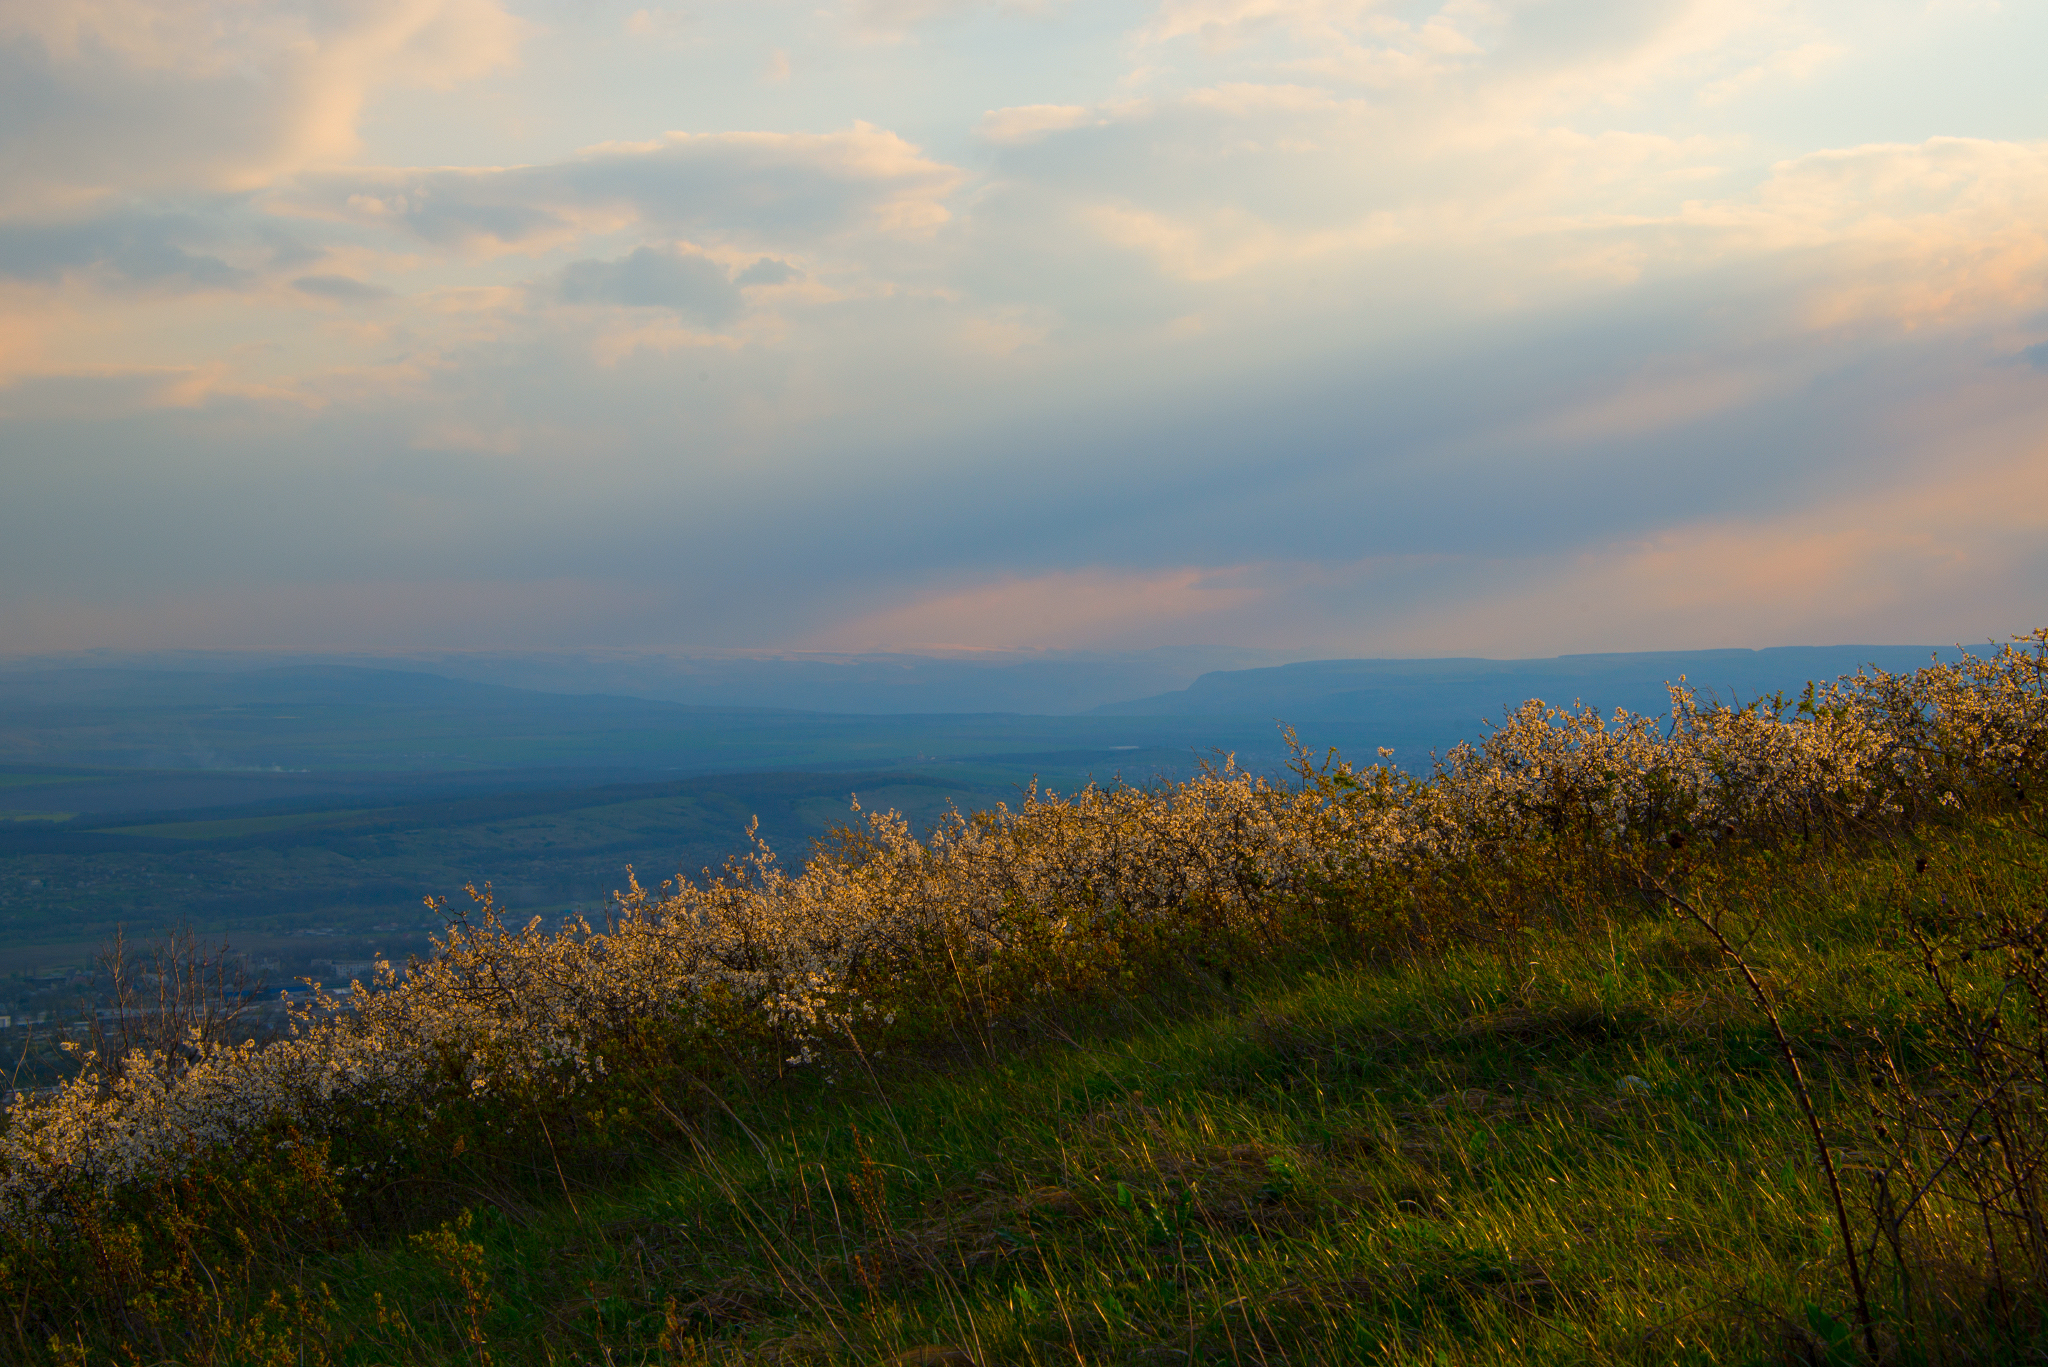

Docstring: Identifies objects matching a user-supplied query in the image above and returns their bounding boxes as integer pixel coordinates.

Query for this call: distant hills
[2,641,1973,725]
[0,643,1981,777]
[0,663,1247,777]
[1088,644,1960,759]
[0,640,1985,974]
[0,646,1304,718]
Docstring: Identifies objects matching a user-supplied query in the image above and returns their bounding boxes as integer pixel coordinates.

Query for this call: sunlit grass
[221,824,2039,1365]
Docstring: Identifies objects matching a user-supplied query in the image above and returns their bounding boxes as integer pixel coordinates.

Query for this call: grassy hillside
[103,830,2044,1367]
[5,635,2047,1364]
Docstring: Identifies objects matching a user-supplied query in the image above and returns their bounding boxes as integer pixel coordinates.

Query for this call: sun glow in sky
[2,0,2044,658]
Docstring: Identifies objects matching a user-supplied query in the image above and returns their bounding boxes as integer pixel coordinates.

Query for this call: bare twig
[1652,873,1881,1364]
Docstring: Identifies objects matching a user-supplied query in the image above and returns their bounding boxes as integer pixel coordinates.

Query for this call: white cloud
[967,48,2048,353]
[977,104,1102,145]
[1136,0,1856,123]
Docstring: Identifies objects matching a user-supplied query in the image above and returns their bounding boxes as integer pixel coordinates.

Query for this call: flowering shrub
[1422,669,1908,853]
[3,631,2044,1241]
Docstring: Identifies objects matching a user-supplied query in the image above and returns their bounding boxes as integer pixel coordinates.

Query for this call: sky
[2,0,2044,660]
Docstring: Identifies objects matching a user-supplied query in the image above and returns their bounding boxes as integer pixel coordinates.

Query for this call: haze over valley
[0,639,1969,993]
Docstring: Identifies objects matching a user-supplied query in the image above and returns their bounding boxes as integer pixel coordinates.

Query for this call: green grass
[140,823,2044,1366]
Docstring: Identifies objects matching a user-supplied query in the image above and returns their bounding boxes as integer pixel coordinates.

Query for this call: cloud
[977,104,1099,144]
[0,212,249,289]
[1494,363,1789,447]
[967,54,2048,347]
[845,0,1067,39]
[967,83,1736,290]
[1138,0,1416,51]
[736,257,802,286]
[1376,435,2048,656]
[797,379,2048,657]
[1727,138,2048,329]
[624,8,691,38]
[1696,39,1843,105]
[0,0,2040,663]
[0,0,527,214]
[1137,0,1844,117]
[293,273,393,302]
[550,246,741,321]
[292,124,965,255]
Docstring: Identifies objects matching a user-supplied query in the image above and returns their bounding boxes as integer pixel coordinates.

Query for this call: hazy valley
[0,641,1955,996]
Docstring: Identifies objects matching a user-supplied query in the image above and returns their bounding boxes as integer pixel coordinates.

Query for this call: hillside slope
[4,634,2046,1365]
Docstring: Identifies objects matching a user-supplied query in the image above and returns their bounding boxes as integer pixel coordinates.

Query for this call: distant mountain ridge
[1091,644,1958,727]
[0,647,1306,717]
[0,644,1988,777]
[0,663,1275,776]
[1,643,1978,725]
[0,665,763,713]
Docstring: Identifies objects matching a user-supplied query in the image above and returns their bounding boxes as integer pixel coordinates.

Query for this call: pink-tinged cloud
[1377,437,2048,658]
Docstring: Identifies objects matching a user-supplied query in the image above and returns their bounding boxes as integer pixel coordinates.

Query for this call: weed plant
[3,632,2047,1363]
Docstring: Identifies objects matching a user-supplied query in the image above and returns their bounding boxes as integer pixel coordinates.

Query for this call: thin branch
[1652,873,1882,1364]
